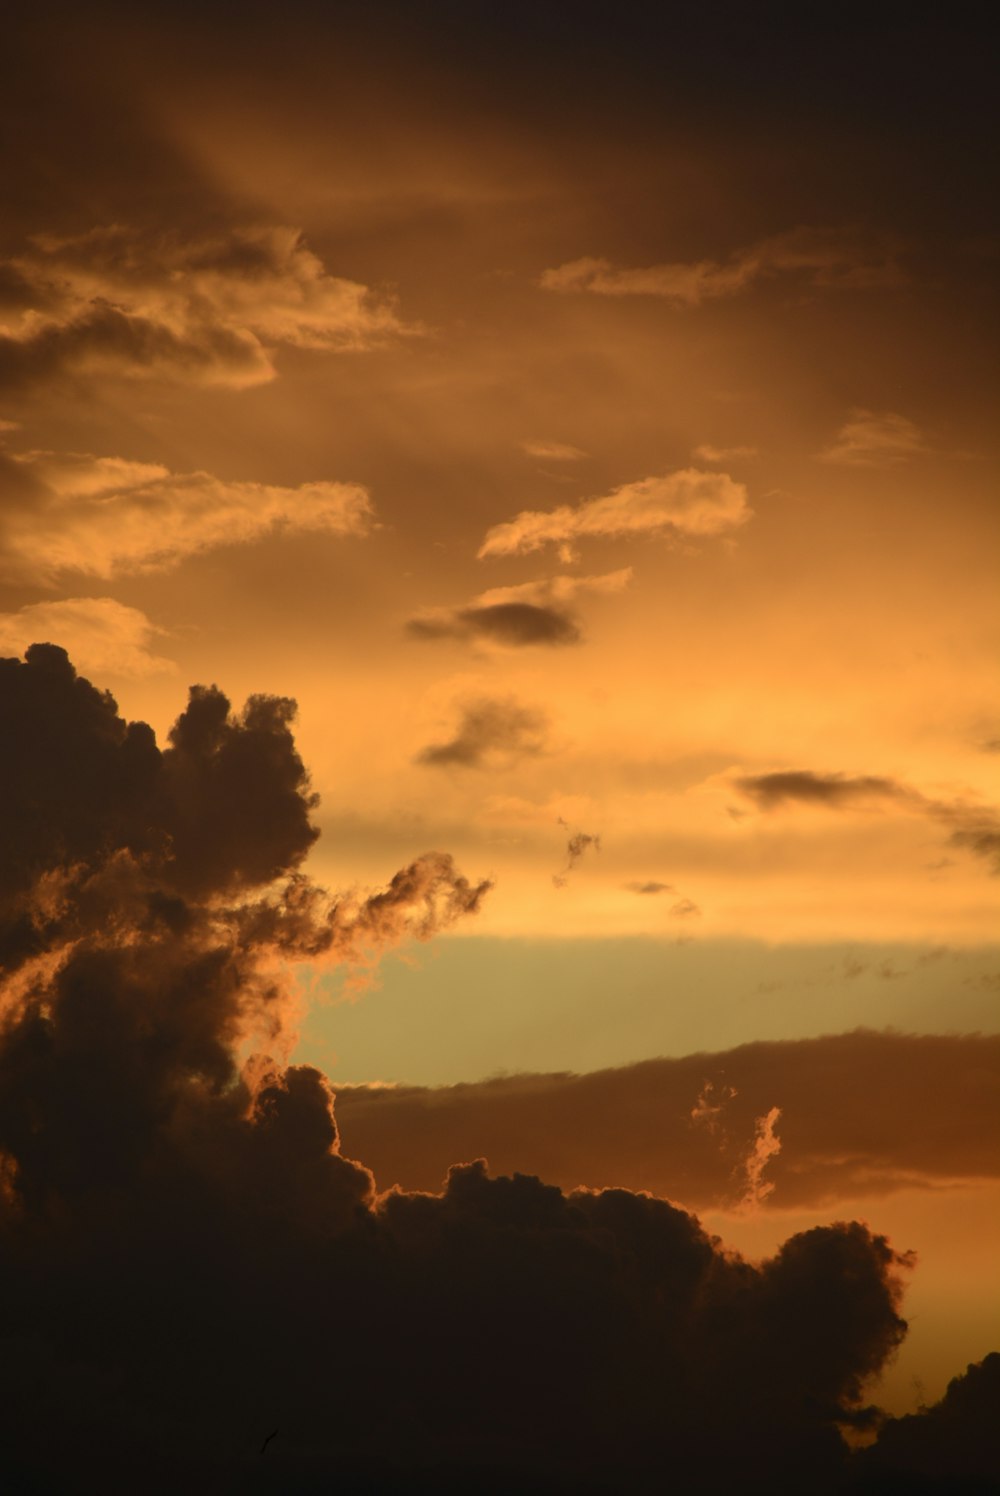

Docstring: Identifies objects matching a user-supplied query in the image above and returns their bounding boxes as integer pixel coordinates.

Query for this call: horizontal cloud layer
[0,447,372,581]
[541,226,902,304]
[333,1030,1000,1208]
[0,223,404,391]
[735,769,1000,875]
[478,470,750,558]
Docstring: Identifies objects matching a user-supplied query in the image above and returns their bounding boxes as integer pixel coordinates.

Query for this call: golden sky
[1,4,997,1480]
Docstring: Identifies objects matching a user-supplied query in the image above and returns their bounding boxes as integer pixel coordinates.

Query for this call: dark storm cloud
[0,645,960,1492]
[407,600,581,647]
[415,695,548,768]
[736,769,1000,875]
[333,1031,1000,1209]
[856,1353,1000,1490]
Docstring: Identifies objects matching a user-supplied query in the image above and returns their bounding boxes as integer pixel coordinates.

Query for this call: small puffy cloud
[670,897,702,918]
[406,568,632,648]
[0,597,176,678]
[0,447,373,582]
[0,223,405,391]
[819,409,927,466]
[478,471,750,559]
[415,695,548,769]
[520,439,588,461]
[540,226,902,304]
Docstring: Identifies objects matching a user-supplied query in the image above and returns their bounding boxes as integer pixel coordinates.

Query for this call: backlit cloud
[0,597,175,678]
[819,409,928,466]
[0,223,405,391]
[478,470,750,558]
[0,448,373,582]
[540,226,902,304]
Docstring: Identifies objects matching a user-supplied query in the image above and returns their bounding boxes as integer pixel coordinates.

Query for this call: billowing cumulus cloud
[0,447,372,582]
[478,470,750,559]
[333,1031,1000,1209]
[735,768,1000,874]
[0,647,932,1491]
[0,223,405,391]
[415,695,549,769]
[540,226,902,304]
[407,567,631,648]
[0,596,175,678]
[819,409,928,466]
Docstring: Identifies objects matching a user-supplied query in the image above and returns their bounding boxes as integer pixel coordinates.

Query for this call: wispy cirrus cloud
[0,596,176,678]
[0,223,406,391]
[478,470,750,560]
[540,226,902,305]
[0,447,373,582]
[406,567,632,648]
[520,439,588,461]
[819,409,928,466]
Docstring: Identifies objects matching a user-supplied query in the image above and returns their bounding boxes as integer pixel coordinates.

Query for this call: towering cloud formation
[0,646,967,1491]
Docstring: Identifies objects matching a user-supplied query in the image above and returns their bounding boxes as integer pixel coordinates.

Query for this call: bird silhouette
[260,1428,279,1456]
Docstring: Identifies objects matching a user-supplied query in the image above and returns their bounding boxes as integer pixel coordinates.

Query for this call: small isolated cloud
[0,597,176,678]
[740,1106,783,1211]
[415,696,548,769]
[625,879,674,895]
[819,410,927,466]
[540,226,902,305]
[553,820,601,888]
[520,439,588,461]
[478,470,750,559]
[735,767,1000,875]
[670,897,702,918]
[0,447,372,582]
[407,568,631,648]
[0,223,405,392]
[692,443,757,463]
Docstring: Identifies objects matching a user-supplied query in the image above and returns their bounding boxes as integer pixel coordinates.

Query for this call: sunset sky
[1,4,997,1488]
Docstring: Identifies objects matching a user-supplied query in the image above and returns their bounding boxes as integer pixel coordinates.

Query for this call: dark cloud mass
[407,600,582,647]
[415,694,548,768]
[0,648,990,1492]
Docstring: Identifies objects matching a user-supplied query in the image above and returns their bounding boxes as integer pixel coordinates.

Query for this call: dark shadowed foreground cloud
[0,647,993,1493]
[415,694,548,768]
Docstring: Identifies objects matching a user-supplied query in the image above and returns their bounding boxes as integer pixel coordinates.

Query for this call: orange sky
[1,0,997,1443]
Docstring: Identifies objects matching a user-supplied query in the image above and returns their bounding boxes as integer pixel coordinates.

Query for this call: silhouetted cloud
[735,768,1000,875]
[478,470,750,559]
[552,820,601,888]
[407,568,631,649]
[415,695,548,768]
[625,879,675,895]
[0,223,405,391]
[540,226,902,304]
[856,1354,1000,1490]
[0,597,176,678]
[0,447,373,582]
[334,1031,1000,1209]
[819,409,927,466]
[0,647,929,1492]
